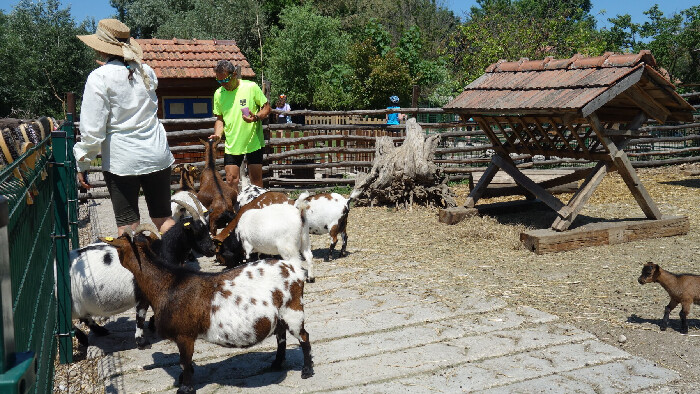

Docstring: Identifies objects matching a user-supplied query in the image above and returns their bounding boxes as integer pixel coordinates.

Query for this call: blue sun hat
[389,95,399,104]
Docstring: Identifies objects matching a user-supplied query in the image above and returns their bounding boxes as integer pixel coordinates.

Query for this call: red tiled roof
[444,51,694,122]
[136,38,255,79]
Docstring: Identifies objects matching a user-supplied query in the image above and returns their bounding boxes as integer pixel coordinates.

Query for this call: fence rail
[73,107,700,194]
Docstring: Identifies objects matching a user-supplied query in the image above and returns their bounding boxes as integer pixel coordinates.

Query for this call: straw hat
[77,19,142,59]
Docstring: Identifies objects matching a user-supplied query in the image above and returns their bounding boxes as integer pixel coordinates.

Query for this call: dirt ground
[55,164,700,393]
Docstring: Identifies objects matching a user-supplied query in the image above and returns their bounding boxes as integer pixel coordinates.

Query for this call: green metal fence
[0,115,77,393]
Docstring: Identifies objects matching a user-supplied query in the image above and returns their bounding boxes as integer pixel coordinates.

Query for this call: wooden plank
[464,161,500,208]
[521,215,689,254]
[622,86,670,123]
[581,66,644,118]
[491,154,565,212]
[438,207,479,225]
[551,161,609,231]
[589,113,663,220]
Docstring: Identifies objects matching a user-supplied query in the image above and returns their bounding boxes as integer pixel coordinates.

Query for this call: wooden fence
[78,103,700,196]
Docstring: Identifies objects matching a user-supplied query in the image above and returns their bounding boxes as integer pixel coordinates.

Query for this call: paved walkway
[83,196,679,393]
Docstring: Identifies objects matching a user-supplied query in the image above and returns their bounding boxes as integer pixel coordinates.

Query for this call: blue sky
[0,0,696,29]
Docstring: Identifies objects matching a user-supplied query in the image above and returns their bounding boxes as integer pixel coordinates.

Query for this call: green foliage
[264,5,350,109]
[600,5,700,88]
[0,0,95,118]
[447,0,606,86]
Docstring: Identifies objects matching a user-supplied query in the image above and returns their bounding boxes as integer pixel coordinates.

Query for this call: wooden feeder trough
[440,51,695,253]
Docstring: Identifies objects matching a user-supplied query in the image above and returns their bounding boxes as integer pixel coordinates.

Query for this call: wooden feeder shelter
[442,51,695,252]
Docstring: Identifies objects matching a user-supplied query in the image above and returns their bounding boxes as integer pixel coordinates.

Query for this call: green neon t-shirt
[213,80,268,155]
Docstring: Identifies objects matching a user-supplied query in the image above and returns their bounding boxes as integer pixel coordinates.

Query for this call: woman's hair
[275,99,284,108]
[105,54,135,81]
[214,60,236,75]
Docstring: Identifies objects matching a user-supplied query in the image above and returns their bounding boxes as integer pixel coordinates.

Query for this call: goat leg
[680,303,690,334]
[662,300,678,331]
[299,328,314,379]
[271,321,287,370]
[340,232,348,257]
[74,325,89,346]
[326,238,337,262]
[135,299,151,349]
[176,338,196,393]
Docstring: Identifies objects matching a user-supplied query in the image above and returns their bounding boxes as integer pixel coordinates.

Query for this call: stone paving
[82,196,680,393]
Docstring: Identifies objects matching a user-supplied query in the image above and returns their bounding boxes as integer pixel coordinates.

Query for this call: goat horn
[133,223,162,239]
[184,191,206,216]
[172,199,200,221]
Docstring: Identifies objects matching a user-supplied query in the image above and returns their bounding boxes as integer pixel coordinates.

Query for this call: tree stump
[352,118,457,209]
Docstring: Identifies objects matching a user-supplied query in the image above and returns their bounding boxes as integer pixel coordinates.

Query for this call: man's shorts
[223,147,264,166]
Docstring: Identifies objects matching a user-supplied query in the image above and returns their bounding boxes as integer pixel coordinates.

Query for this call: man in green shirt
[209,60,271,192]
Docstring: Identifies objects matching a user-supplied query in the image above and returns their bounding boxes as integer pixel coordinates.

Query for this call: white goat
[296,190,357,261]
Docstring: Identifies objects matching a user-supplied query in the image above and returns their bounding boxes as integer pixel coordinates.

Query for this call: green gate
[0,114,77,393]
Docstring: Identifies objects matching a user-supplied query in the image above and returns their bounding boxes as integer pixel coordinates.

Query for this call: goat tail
[295,191,311,209]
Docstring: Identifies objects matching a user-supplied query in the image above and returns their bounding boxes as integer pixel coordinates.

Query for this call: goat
[638,262,700,334]
[295,190,358,261]
[235,180,268,211]
[196,138,237,235]
[214,191,291,258]
[173,163,198,192]
[69,205,215,348]
[214,194,315,282]
[101,233,314,393]
[171,191,208,225]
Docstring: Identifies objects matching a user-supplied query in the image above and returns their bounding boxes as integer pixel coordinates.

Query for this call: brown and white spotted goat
[102,232,314,394]
[638,262,700,334]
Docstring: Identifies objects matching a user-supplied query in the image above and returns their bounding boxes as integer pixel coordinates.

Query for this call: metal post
[66,93,79,249]
[0,196,14,372]
[262,79,271,188]
[52,126,73,364]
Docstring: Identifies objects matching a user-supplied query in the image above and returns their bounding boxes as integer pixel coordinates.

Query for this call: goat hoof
[681,328,689,335]
[176,385,195,394]
[660,326,667,331]
[271,360,284,370]
[91,325,110,336]
[136,337,151,349]
[301,366,314,379]
[306,277,316,283]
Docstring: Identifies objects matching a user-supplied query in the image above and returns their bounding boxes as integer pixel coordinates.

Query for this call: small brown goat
[196,139,237,235]
[173,163,198,192]
[102,232,314,394]
[638,262,700,334]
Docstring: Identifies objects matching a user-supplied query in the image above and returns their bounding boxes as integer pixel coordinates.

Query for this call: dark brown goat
[101,232,314,394]
[638,262,700,334]
[196,139,237,236]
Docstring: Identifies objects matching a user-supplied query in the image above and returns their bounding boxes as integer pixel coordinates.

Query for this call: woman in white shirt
[73,19,175,235]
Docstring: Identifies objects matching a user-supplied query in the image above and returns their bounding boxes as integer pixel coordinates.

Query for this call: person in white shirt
[73,19,175,235]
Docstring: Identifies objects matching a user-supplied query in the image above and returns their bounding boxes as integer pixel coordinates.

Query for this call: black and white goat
[69,205,215,348]
[102,232,314,394]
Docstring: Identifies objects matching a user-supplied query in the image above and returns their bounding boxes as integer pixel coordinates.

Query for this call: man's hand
[242,114,258,123]
[208,133,221,142]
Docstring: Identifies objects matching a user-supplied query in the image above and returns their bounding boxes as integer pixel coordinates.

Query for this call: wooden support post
[491,154,566,213]
[551,161,609,231]
[589,113,662,220]
[464,160,499,208]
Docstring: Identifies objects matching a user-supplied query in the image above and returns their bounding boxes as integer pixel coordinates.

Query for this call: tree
[0,0,95,118]
[446,0,605,86]
[264,5,350,109]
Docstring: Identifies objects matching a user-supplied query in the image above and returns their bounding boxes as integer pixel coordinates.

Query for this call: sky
[0,0,696,29]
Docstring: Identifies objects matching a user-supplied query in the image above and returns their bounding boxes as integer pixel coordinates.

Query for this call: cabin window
[163,98,213,119]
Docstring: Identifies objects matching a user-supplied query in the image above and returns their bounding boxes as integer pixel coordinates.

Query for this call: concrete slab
[79,195,681,393]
